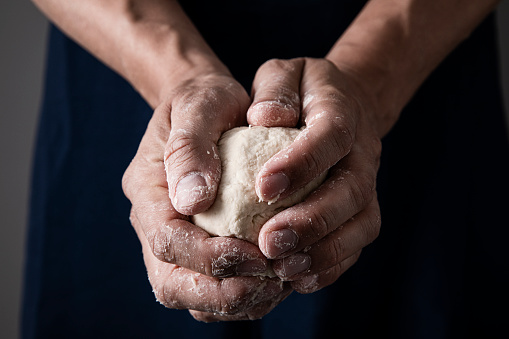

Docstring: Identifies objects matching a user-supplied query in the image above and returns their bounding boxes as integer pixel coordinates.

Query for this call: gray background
[1,2,509,338]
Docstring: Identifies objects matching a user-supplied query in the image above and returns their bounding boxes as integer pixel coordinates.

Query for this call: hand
[122,72,284,317]
[247,58,382,293]
[131,208,292,321]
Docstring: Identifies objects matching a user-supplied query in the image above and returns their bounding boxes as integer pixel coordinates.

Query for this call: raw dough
[192,126,327,245]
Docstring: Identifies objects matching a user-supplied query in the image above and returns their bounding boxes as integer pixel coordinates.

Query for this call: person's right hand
[122,72,289,319]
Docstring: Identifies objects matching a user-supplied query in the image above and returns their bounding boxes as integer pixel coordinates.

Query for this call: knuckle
[333,113,356,146]
[261,58,293,72]
[296,116,356,182]
[371,136,383,158]
[150,278,178,309]
[171,80,247,126]
[266,85,299,107]
[218,280,249,315]
[164,135,203,193]
[362,206,382,244]
[363,221,381,245]
[346,173,376,211]
[175,84,221,109]
[121,166,133,198]
[147,228,174,263]
[121,158,145,199]
[304,90,357,160]
[156,289,173,309]
[308,205,336,239]
[165,131,198,166]
[207,238,244,278]
[328,117,355,159]
[331,233,347,265]
[253,60,300,104]
[364,135,383,168]
[303,86,340,114]
[301,149,327,179]
[210,257,236,278]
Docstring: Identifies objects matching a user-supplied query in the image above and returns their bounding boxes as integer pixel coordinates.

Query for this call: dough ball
[192,126,327,245]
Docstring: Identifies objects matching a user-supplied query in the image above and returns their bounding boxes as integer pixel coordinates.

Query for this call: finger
[247,58,304,127]
[271,198,381,280]
[291,250,362,294]
[129,203,270,277]
[154,269,284,316]
[189,285,293,322]
[255,58,360,203]
[164,76,249,215]
[141,232,285,316]
[258,133,381,259]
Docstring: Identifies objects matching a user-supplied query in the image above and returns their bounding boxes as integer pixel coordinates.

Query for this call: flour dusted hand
[193,126,327,245]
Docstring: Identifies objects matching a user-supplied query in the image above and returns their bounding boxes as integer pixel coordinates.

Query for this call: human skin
[32,0,500,321]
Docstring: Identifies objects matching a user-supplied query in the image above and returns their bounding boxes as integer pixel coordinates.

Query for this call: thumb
[164,78,249,215]
[164,128,221,215]
[247,58,304,128]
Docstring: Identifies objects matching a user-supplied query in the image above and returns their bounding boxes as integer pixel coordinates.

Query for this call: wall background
[0,2,47,338]
[1,2,508,338]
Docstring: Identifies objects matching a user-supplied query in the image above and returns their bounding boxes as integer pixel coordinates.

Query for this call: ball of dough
[192,126,327,245]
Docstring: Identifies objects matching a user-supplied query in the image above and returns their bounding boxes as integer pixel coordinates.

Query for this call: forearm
[32,0,228,107]
[327,0,500,137]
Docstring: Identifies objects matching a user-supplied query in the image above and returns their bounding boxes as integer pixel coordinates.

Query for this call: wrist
[325,9,414,138]
[148,57,231,109]
[326,44,402,139]
[33,0,231,109]
[118,8,230,108]
[326,0,500,138]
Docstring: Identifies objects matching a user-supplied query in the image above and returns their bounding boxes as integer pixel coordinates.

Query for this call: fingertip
[173,172,216,215]
[255,172,290,203]
[259,228,298,259]
[247,101,299,127]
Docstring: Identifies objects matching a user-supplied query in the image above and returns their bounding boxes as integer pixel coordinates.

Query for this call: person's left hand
[246,57,383,294]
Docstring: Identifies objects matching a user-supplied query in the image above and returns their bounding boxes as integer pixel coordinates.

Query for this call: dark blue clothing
[22,2,509,338]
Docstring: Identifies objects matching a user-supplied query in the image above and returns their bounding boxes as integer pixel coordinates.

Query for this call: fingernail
[264,229,298,258]
[257,172,290,203]
[236,259,267,276]
[174,173,209,214]
[274,253,311,279]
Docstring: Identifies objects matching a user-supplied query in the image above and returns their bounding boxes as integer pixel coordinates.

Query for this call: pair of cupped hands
[122,57,383,321]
